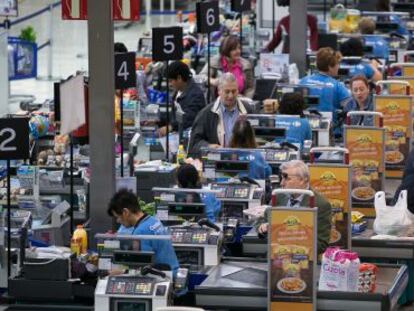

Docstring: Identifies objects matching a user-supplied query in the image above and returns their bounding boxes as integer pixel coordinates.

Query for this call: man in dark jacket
[158,61,206,137]
[255,160,331,255]
[188,72,253,158]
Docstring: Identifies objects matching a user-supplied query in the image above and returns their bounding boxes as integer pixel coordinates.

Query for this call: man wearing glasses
[256,160,331,255]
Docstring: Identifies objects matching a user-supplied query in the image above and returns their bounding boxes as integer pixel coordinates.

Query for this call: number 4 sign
[152,27,183,62]
[115,52,137,89]
[0,118,29,160]
[196,1,220,34]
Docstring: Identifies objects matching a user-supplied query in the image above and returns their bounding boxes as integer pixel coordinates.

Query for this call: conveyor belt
[195,261,408,311]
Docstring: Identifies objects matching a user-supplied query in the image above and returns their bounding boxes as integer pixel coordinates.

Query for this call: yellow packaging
[72,225,88,254]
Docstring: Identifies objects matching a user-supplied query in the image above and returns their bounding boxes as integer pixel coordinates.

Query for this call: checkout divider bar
[95,234,172,240]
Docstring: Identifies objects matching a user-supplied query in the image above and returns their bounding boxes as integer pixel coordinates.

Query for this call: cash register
[152,188,223,266]
[95,250,172,311]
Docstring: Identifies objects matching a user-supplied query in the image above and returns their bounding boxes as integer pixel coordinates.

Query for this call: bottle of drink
[72,225,88,254]
[176,144,187,165]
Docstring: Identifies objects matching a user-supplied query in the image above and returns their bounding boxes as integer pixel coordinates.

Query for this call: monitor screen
[222,202,248,219]
[254,127,286,140]
[112,250,154,267]
[0,0,17,17]
[168,203,205,216]
[253,79,278,101]
[112,299,150,311]
[318,33,338,50]
[174,247,203,266]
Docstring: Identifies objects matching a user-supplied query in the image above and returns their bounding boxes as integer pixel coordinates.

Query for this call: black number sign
[115,52,137,89]
[152,27,183,61]
[196,1,220,34]
[0,118,29,160]
[231,0,251,12]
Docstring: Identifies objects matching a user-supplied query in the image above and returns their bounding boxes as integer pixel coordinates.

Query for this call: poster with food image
[309,165,351,249]
[374,96,412,171]
[345,127,385,207]
[390,76,414,95]
[269,208,317,311]
[402,65,414,77]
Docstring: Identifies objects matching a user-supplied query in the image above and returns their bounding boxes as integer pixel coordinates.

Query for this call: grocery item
[319,247,360,292]
[72,225,88,254]
[358,263,378,293]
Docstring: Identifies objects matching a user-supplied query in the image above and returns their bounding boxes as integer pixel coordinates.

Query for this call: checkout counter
[152,187,223,267]
[194,259,408,311]
[94,245,172,311]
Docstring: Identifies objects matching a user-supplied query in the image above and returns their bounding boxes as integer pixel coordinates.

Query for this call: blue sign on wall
[8,37,37,80]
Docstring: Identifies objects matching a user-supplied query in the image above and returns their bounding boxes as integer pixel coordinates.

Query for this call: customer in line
[255,160,331,255]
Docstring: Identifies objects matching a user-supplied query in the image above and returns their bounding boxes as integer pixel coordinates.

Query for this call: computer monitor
[318,33,338,50]
[253,79,278,101]
[254,127,286,141]
[357,0,378,11]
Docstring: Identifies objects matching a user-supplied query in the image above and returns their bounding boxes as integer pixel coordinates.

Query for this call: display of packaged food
[358,263,378,293]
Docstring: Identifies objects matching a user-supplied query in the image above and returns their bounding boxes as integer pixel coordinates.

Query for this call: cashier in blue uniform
[339,38,382,82]
[275,92,312,148]
[176,163,221,222]
[358,17,389,60]
[108,189,179,274]
[229,117,272,180]
[299,47,351,117]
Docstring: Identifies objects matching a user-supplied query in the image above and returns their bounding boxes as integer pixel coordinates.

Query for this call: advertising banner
[345,127,385,207]
[268,208,317,311]
[309,165,351,249]
[375,95,412,176]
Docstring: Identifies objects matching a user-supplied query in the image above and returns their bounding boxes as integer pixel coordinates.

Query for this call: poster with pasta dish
[374,95,412,175]
[345,127,385,207]
[309,165,351,249]
[268,208,317,311]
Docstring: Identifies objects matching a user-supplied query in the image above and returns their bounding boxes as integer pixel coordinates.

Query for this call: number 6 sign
[196,1,220,34]
[152,27,183,62]
[0,118,29,160]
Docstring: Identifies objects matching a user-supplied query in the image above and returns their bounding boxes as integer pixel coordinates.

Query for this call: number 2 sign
[196,1,220,34]
[0,118,29,160]
[152,27,183,62]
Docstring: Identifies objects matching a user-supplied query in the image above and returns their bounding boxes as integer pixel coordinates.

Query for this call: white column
[0,31,9,117]
[145,0,151,30]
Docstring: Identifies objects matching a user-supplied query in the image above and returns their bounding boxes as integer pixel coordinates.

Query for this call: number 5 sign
[0,118,29,160]
[152,27,183,62]
[196,1,220,34]
[115,52,137,89]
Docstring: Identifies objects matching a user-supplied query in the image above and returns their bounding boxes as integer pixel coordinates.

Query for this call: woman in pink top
[200,35,254,99]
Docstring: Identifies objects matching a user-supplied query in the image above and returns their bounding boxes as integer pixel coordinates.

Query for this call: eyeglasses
[279,172,301,180]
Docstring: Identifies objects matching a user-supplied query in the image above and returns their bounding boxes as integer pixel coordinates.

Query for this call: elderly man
[188,72,253,157]
[256,160,331,255]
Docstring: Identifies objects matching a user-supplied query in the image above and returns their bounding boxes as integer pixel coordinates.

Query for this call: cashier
[255,160,331,255]
[299,47,351,116]
[176,163,221,222]
[339,38,382,82]
[107,189,179,273]
[188,72,253,158]
[229,117,272,180]
[276,92,312,148]
[358,17,389,60]
[343,75,374,127]
[158,61,207,137]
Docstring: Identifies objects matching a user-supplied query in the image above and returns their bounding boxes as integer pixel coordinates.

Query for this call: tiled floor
[5,0,187,103]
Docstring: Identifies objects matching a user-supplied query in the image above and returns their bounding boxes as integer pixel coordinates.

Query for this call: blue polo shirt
[364,35,389,59]
[274,115,312,148]
[347,62,375,80]
[299,72,351,113]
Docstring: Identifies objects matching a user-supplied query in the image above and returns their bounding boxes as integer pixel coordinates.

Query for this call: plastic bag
[319,247,360,292]
[373,190,412,236]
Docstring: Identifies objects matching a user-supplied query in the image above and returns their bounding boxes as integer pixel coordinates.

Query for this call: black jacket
[188,98,253,158]
[171,79,206,131]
